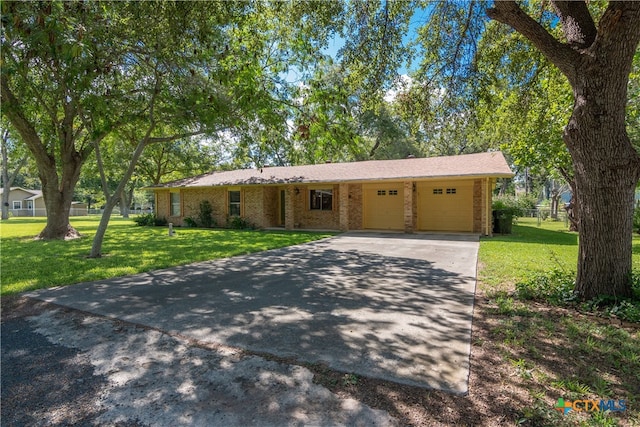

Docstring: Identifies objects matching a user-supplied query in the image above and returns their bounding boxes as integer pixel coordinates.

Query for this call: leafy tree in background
[0,0,343,248]
[471,19,579,229]
[136,137,221,186]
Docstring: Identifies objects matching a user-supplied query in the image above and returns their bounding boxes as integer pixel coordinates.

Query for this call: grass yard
[475,217,640,426]
[479,217,579,289]
[0,216,333,296]
[479,217,640,289]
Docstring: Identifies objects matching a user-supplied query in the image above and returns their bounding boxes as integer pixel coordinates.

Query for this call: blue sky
[320,6,430,77]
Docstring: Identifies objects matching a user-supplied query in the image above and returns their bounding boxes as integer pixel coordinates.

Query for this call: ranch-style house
[150,151,513,235]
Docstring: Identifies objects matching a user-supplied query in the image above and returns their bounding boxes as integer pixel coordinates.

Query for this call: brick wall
[473,179,483,234]
[404,181,414,233]
[243,186,265,228]
[263,186,279,227]
[179,187,226,227]
[291,184,340,230]
[348,183,363,230]
[155,190,170,220]
[157,179,492,233]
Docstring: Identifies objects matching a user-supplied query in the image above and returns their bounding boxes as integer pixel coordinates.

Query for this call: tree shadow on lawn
[1,228,332,294]
[28,236,477,394]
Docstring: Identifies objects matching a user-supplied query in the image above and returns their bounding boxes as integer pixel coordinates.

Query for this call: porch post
[404,181,414,233]
[339,183,349,231]
[285,186,296,230]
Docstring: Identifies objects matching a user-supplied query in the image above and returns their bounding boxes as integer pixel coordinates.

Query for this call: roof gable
[0,187,41,198]
[152,152,513,189]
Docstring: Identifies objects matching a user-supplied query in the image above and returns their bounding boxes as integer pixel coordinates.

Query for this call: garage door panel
[363,184,404,230]
[418,182,473,232]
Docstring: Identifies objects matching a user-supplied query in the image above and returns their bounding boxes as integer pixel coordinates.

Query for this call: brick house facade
[150,152,513,235]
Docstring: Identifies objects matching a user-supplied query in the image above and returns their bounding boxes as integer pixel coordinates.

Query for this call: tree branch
[146,129,212,145]
[551,1,597,49]
[93,138,111,199]
[0,78,53,169]
[486,1,579,83]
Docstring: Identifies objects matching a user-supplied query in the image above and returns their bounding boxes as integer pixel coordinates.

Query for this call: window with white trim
[12,201,21,210]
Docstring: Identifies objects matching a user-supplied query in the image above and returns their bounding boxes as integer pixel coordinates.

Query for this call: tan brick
[404,181,414,233]
[348,184,363,230]
[473,179,482,233]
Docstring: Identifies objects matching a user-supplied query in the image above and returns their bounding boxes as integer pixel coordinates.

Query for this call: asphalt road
[1,305,110,426]
[1,298,395,426]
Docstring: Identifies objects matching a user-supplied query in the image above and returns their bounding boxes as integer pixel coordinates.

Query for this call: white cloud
[384,74,413,103]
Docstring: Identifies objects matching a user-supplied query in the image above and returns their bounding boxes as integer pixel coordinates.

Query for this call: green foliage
[516,268,576,304]
[517,268,640,323]
[517,194,539,212]
[197,200,215,228]
[516,398,562,426]
[580,276,640,323]
[492,195,524,217]
[634,200,640,234]
[227,216,255,230]
[132,213,156,227]
[341,373,359,386]
[132,213,167,227]
[183,217,198,228]
[154,216,168,227]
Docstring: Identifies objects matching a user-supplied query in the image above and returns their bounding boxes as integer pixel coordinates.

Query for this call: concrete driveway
[27,232,479,394]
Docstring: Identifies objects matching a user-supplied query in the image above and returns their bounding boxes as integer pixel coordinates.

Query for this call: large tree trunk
[37,156,83,240]
[120,184,135,219]
[487,1,640,300]
[550,188,560,220]
[567,66,640,300]
[1,80,88,238]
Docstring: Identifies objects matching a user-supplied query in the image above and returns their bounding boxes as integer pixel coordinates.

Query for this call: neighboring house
[149,152,513,235]
[0,187,87,217]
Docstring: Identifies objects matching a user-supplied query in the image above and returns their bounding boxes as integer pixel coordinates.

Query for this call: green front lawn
[479,217,640,290]
[0,216,333,296]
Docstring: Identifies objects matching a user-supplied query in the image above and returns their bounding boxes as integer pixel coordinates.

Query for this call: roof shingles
[153,151,513,189]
